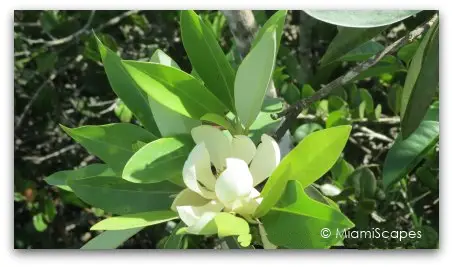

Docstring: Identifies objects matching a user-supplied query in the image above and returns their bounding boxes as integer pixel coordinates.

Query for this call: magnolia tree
[44,10,438,249]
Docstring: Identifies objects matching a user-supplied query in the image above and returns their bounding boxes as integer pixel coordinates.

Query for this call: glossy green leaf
[122,136,193,184]
[305,10,419,28]
[123,61,227,120]
[401,22,439,139]
[383,121,439,189]
[331,158,355,188]
[350,55,405,82]
[33,213,48,232]
[397,40,420,65]
[347,167,377,199]
[149,50,201,137]
[251,10,287,51]
[91,211,178,230]
[338,41,384,62]
[45,163,116,192]
[235,27,277,128]
[359,88,374,117]
[114,99,133,123]
[68,176,181,215]
[328,95,348,112]
[255,125,352,217]
[248,98,283,143]
[81,227,144,249]
[326,109,351,128]
[261,180,354,248]
[180,10,235,111]
[292,123,323,143]
[214,213,250,238]
[320,26,387,66]
[388,84,403,115]
[150,49,180,69]
[163,221,187,249]
[61,123,156,173]
[424,101,439,122]
[200,113,235,132]
[281,83,301,105]
[95,35,159,136]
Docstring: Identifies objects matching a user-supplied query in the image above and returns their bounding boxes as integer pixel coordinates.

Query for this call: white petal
[230,188,263,215]
[191,125,231,170]
[183,143,216,198]
[230,135,256,164]
[186,212,219,235]
[176,200,223,227]
[215,158,253,205]
[249,134,281,186]
[171,188,211,212]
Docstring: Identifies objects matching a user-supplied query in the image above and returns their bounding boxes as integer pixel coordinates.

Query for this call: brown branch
[272,13,439,141]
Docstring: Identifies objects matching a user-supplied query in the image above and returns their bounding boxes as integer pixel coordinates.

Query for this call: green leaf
[95,35,159,136]
[397,40,420,65]
[36,52,58,73]
[328,95,348,112]
[114,99,133,123]
[359,88,374,117]
[383,121,439,189]
[326,109,350,128]
[163,221,187,249]
[200,113,235,132]
[305,10,420,28]
[261,180,354,248]
[292,123,324,143]
[281,83,301,105]
[388,84,403,115]
[400,22,439,139]
[149,50,201,137]
[39,10,60,33]
[33,213,48,232]
[424,101,439,122]
[91,211,178,230]
[248,98,283,143]
[347,167,377,199]
[150,49,180,69]
[338,41,384,62]
[61,123,156,173]
[320,26,387,66]
[214,213,250,238]
[331,158,355,188]
[123,61,227,120]
[68,176,181,215]
[350,55,405,82]
[81,227,144,249]
[255,125,352,218]
[180,10,235,111]
[235,27,277,128]
[251,10,287,51]
[122,136,193,184]
[45,163,116,192]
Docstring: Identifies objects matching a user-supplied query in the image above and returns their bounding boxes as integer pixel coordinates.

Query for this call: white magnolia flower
[171,125,281,234]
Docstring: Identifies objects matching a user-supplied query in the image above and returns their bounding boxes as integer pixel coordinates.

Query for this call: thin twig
[19,11,96,47]
[272,13,438,141]
[14,55,83,131]
[22,144,78,164]
[354,126,394,143]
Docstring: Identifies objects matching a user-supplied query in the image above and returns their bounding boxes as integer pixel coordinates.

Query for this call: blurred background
[14,10,438,249]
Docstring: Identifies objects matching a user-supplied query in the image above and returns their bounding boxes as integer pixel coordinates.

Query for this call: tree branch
[272,13,438,141]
